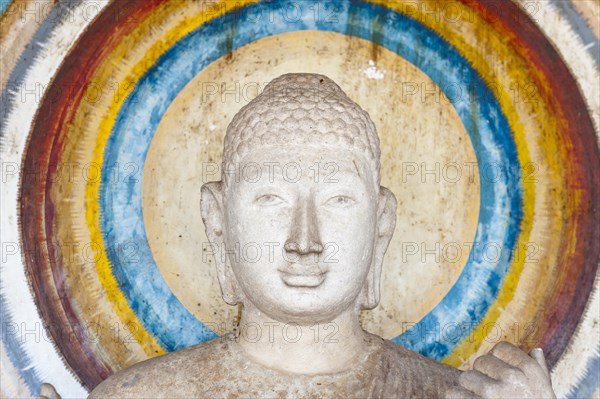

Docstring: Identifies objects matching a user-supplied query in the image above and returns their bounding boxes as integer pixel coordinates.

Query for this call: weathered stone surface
[89,332,459,398]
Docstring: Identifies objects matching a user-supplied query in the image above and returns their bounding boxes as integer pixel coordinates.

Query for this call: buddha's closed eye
[325,195,356,208]
[255,194,287,206]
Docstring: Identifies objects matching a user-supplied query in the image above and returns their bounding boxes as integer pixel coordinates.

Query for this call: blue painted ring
[100,0,522,359]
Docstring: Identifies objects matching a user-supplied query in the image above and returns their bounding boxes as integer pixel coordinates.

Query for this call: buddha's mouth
[277,263,328,288]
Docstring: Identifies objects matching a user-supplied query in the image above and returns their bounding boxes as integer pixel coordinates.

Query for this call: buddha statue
[44,73,556,398]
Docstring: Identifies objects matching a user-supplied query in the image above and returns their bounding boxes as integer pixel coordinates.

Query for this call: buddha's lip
[277,263,327,276]
[278,271,328,288]
[277,264,328,287]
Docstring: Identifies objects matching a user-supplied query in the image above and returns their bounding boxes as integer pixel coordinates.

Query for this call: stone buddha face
[201,73,397,325]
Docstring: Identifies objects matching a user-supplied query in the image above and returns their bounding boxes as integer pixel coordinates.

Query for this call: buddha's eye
[325,195,356,208]
[254,194,286,206]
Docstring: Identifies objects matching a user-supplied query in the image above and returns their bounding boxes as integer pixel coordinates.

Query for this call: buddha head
[200,73,397,325]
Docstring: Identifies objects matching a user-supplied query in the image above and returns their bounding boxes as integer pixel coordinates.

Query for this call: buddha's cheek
[227,236,287,294]
[319,218,376,297]
[227,204,289,259]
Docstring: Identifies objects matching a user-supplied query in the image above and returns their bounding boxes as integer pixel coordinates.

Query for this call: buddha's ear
[200,181,243,305]
[359,186,397,310]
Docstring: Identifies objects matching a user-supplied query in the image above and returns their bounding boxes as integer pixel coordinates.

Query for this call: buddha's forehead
[226,145,377,190]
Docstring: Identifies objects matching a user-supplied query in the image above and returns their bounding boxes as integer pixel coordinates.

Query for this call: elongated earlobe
[200,181,243,305]
[359,186,397,310]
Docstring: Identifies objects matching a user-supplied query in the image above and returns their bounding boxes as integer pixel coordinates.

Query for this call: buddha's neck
[235,302,370,375]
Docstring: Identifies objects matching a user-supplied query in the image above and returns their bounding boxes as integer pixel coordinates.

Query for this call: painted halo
[1,0,598,398]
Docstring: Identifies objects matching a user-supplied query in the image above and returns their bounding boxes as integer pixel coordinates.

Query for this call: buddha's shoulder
[89,334,462,398]
[370,335,461,396]
[380,337,460,376]
[88,336,235,398]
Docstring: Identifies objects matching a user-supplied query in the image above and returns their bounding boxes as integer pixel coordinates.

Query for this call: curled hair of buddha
[222,73,381,187]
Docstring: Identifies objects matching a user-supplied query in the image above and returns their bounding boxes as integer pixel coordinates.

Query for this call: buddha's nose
[284,200,324,256]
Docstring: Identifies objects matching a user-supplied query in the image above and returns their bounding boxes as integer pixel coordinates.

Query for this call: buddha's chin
[261,293,354,325]
[268,308,344,326]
